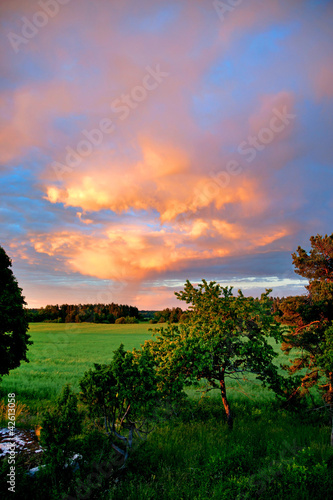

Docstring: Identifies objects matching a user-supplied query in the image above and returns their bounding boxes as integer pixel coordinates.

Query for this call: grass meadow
[1,323,333,499]
[0,323,154,414]
[1,323,284,417]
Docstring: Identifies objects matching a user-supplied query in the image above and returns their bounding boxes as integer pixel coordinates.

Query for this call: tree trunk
[220,372,233,429]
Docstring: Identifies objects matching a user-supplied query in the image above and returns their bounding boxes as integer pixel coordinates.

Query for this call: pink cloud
[28,215,292,282]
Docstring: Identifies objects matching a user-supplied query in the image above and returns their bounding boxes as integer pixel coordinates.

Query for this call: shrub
[115,317,126,324]
[125,316,139,324]
[39,385,83,496]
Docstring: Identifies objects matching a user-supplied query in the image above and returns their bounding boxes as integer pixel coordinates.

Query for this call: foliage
[274,295,309,328]
[279,234,333,410]
[139,310,159,321]
[292,233,333,312]
[153,307,184,323]
[0,245,31,379]
[115,316,126,324]
[40,384,83,461]
[115,316,139,324]
[26,302,139,323]
[292,233,333,286]
[38,384,83,496]
[79,344,161,465]
[145,279,285,428]
[1,321,332,499]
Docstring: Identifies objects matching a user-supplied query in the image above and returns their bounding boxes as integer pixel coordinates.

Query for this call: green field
[0,323,154,412]
[0,322,286,413]
[0,321,323,427]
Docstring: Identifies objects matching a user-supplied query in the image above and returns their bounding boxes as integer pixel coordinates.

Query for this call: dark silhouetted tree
[0,245,31,379]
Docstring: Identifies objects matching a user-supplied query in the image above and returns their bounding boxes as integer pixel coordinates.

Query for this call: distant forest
[26,303,140,324]
[25,304,185,324]
[26,298,315,325]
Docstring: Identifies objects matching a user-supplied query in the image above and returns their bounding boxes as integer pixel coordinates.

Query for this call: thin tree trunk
[220,371,233,429]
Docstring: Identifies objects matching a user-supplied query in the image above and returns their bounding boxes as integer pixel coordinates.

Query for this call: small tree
[41,385,82,450]
[0,245,31,379]
[40,385,83,494]
[145,280,285,429]
[80,344,160,465]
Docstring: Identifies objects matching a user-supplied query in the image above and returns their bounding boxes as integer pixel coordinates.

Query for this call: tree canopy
[292,233,333,306]
[145,280,285,429]
[26,302,139,323]
[292,233,333,285]
[279,234,333,438]
[80,344,163,464]
[0,245,31,379]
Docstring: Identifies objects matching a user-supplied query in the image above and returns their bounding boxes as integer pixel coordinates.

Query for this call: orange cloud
[44,135,265,223]
[29,217,291,281]
[30,228,201,280]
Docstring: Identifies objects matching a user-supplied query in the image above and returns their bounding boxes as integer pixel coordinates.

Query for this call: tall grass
[0,323,153,415]
[113,398,333,500]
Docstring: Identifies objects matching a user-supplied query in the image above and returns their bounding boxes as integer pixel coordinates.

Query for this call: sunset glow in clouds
[1,0,332,309]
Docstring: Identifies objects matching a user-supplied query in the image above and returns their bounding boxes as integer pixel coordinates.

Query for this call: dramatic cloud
[0,0,332,308]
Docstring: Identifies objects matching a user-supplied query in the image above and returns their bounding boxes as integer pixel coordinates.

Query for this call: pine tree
[0,245,31,378]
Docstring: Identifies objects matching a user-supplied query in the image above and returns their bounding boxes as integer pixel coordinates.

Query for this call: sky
[0,0,332,310]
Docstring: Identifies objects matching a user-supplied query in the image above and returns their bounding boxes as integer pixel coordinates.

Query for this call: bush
[39,385,83,496]
[115,317,126,324]
[125,316,139,324]
[78,343,182,469]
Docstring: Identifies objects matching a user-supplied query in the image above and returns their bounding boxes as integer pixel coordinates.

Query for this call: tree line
[25,303,139,324]
[151,306,184,323]
[25,304,186,324]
